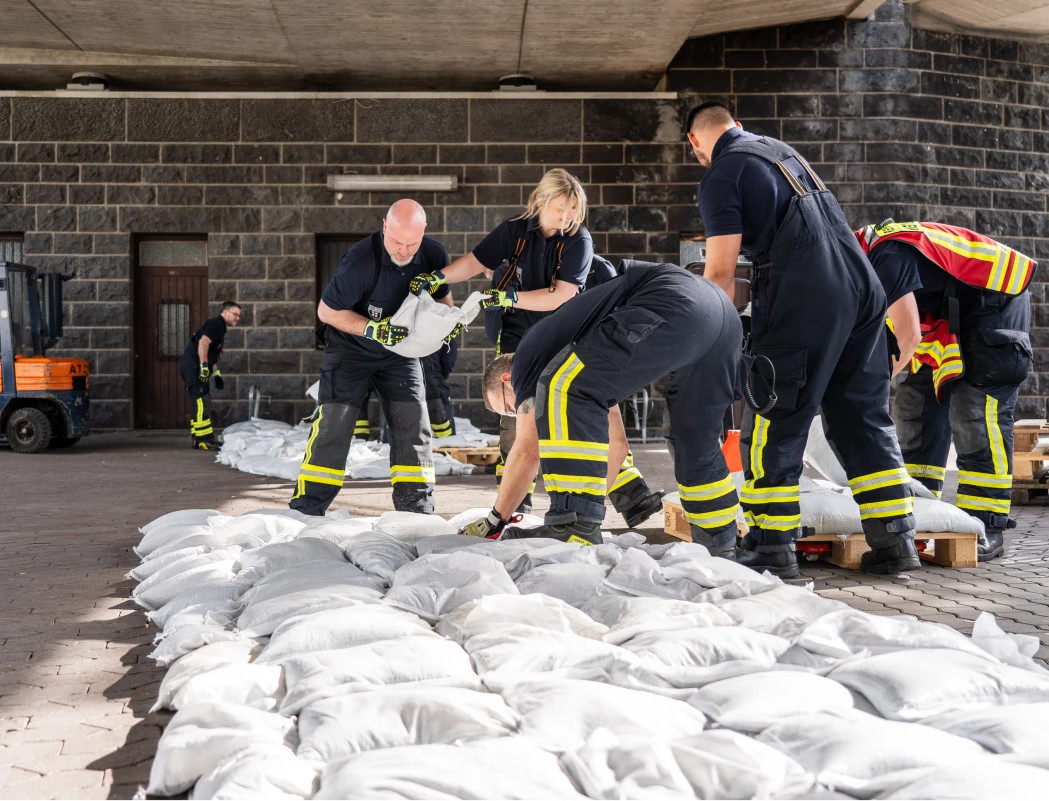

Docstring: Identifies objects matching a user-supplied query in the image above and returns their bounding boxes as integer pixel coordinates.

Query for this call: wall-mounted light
[327,175,458,192]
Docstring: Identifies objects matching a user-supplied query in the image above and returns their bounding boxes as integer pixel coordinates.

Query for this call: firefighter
[457,263,743,556]
[858,220,1034,561]
[354,350,456,441]
[687,101,917,577]
[179,301,240,450]
[289,199,453,516]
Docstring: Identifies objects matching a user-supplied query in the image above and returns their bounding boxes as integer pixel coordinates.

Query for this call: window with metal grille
[157,301,190,358]
[0,236,23,264]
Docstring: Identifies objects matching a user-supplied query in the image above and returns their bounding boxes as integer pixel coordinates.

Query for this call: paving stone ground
[1,432,1047,799]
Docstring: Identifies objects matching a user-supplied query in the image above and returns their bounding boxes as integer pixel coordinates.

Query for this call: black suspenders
[495,235,565,293]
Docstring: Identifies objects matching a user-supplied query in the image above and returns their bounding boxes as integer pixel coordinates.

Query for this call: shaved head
[383,199,428,266]
[685,101,741,168]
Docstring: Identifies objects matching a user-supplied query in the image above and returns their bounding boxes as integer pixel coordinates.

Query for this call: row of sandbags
[131,508,1049,799]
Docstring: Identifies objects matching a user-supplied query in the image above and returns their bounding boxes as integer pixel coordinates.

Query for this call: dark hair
[222,301,241,312]
[482,353,513,413]
[685,101,735,133]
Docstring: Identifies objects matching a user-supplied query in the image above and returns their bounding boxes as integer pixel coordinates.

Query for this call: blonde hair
[516,168,587,236]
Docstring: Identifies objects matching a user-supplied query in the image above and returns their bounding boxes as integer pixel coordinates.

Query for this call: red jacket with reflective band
[855,221,1036,400]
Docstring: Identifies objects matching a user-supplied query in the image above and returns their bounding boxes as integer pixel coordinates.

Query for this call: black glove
[213,369,225,391]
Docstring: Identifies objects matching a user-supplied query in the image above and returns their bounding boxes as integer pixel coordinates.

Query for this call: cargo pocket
[577,307,666,368]
[750,345,808,412]
[965,329,1032,387]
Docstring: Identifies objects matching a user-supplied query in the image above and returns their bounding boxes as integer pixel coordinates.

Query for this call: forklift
[0,261,89,453]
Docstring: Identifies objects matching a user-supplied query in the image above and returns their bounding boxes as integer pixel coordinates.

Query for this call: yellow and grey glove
[443,323,463,344]
[458,509,509,539]
[212,369,225,391]
[479,287,517,310]
[364,318,409,346]
[409,271,447,296]
[198,363,210,383]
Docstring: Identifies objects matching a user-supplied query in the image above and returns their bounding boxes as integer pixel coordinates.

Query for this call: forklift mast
[0,261,73,396]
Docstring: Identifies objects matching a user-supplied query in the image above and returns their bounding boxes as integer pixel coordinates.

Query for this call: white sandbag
[133,561,237,612]
[373,510,456,540]
[297,518,376,548]
[236,584,384,638]
[140,508,221,537]
[256,605,432,665]
[147,702,298,797]
[717,583,847,638]
[129,545,209,579]
[232,538,347,592]
[581,595,734,646]
[437,593,609,646]
[501,678,707,752]
[829,648,1049,722]
[514,562,612,606]
[280,635,481,715]
[191,743,319,800]
[757,709,984,792]
[207,512,307,547]
[152,640,261,712]
[129,547,231,584]
[238,560,385,610]
[315,737,585,800]
[161,601,240,636]
[620,625,791,669]
[148,584,245,629]
[924,703,1049,766]
[384,289,482,359]
[507,541,623,580]
[446,507,544,533]
[297,686,519,761]
[136,524,213,559]
[604,546,773,602]
[171,662,285,712]
[151,626,245,668]
[415,535,556,571]
[792,607,1000,663]
[343,531,417,582]
[970,611,1046,672]
[689,670,854,732]
[871,761,1049,800]
[563,728,813,800]
[384,552,519,623]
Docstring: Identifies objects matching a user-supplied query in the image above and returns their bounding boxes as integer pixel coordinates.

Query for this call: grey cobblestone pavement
[0,433,1046,798]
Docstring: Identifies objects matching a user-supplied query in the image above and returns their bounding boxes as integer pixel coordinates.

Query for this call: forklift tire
[50,436,81,449]
[7,408,52,454]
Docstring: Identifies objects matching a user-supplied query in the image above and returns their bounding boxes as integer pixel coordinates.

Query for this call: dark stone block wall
[668,0,1049,417]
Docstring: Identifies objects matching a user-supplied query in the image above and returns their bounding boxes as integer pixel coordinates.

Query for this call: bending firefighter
[458,263,742,553]
[290,200,455,516]
[412,169,664,528]
[859,219,1034,561]
[179,301,240,450]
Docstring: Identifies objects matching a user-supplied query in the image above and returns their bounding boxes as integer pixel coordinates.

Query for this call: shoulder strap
[496,237,528,291]
[366,232,384,301]
[720,136,827,196]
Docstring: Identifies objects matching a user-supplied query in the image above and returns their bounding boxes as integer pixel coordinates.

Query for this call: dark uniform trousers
[178,352,213,445]
[894,292,1030,530]
[535,267,743,551]
[290,343,434,516]
[354,353,454,441]
[728,138,915,547]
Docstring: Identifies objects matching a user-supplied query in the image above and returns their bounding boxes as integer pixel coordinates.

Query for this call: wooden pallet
[1012,419,1047,480]
[663,499,977,569]
[434,446,501,466]
[1012,478,1049,506]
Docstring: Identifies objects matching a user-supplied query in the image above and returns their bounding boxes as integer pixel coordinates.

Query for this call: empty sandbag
[297,686,519,760]
[437,593,608,646]
[191,743,320,800]
[969,612,1046,672]
[581,595,733,645]
[689,670,854,732]
[829,648,1049,722]
[384,552,519,623]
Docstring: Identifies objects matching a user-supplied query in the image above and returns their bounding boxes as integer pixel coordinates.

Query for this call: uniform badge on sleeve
[368,304,382,320]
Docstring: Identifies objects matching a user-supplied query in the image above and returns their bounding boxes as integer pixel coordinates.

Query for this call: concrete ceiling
[0,0,1046,92]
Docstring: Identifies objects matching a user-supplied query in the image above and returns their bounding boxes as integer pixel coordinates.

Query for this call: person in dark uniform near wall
[858,219,1035,561]
[686,101,917,577]
[179,301,240,450]
[290,199,452,516]
[457,262,743,553]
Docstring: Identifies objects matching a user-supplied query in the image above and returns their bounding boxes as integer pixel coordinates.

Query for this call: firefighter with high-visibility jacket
[858,219,1034,562]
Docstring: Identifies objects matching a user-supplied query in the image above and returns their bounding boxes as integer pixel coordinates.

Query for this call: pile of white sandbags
[132,507,1049,799]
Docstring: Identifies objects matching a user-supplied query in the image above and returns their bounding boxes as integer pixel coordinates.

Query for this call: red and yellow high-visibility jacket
[855,220,1036,399]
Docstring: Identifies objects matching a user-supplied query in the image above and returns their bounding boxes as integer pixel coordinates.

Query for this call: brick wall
[0,93,697,430]
[668,0,1049,417]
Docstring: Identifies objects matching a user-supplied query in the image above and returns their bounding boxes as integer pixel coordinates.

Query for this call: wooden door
[133,239,209,429]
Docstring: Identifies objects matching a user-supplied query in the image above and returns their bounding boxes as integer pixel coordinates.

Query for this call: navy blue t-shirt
[698,127,817,261]
[322,233,450,354]
[187,316,226,366]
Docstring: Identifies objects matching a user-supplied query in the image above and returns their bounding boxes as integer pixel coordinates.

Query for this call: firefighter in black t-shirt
[179,301,241,449]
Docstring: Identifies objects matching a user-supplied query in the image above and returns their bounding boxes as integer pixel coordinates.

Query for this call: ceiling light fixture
[326,175,458,192]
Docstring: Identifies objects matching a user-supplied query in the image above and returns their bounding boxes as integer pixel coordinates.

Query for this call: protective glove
[409,270,447,296]
[213,369,225,391]
[458,509,516,539]
[443,323,463,343]
[198,363,210,383]
[479,287,517,310]
[364,318,409,346]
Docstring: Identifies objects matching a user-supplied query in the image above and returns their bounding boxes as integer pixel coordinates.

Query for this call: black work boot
[690,524,738,560]
[502,512,602,546]
[515,493,533,515]
[737,542,799,578]
[861,537,921,574]
[978,529,1005,561]
[620,490,667,529]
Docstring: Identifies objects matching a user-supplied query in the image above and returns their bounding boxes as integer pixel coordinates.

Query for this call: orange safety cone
[721,429,743,472]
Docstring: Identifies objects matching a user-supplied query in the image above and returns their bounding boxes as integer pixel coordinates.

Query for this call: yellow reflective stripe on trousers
[547,354,585,442]
[744,510,801,531]
[296,471,343,487]
[740,484,800,503]
[858,497,914,519]
[906,463,946,480]
[985,395,1008,477]
[957,470,1012,489]
[390,465,436,484]
[956,494,1011,513]
[679,474,736,501]
[543,474,606,496]
[848,467,910,494]
[538,439,609,461]
[610,467,643,492]
[748,414,770,481]
[684,505,740,529]
[296,408,326,497]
